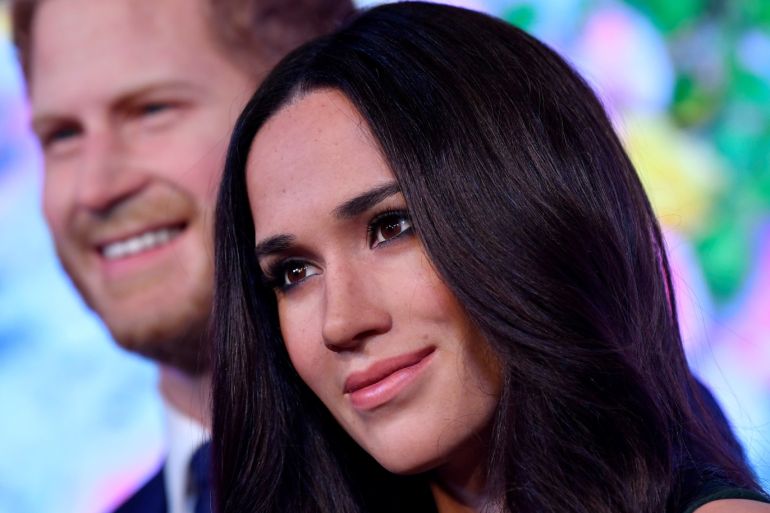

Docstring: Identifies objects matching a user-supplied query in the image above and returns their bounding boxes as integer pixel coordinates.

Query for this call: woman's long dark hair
[213,3,761,512]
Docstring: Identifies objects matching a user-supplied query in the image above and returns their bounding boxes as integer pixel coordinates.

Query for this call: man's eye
[369,212,413,247]
[43,125,81,149]
[136,102,172,117]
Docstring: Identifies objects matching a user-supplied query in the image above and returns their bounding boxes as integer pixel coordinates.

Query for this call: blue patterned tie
[189,442,212,513]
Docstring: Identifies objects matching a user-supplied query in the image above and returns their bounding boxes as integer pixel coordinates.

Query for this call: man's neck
[158,365,211,428]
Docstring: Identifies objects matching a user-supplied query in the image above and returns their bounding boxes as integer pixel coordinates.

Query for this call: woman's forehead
[245,90,394,232]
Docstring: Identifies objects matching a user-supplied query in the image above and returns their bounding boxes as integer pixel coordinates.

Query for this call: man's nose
[321,261,392,352]
[75,130,145,213]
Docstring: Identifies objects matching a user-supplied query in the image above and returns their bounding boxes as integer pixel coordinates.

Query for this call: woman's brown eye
[381,220,402,239]
[371,213,413,247]
[285,263,308,284]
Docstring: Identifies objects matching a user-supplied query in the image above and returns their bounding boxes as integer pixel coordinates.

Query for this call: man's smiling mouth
[100,225,184,260]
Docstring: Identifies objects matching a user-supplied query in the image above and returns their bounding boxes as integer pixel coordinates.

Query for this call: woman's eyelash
[261,261,290,289]
[367,209,413,247]
[262,262,285,287]
[262,259,317,292]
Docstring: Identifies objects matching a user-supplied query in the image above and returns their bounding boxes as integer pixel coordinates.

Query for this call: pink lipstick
[344,346,434,411]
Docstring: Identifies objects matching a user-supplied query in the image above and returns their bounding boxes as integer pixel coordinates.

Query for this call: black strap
[683,487,770,513]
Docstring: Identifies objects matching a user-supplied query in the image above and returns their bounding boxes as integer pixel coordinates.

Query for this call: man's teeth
[102,228,182,260]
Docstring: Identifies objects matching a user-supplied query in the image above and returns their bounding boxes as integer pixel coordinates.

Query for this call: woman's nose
[321,262,392,351]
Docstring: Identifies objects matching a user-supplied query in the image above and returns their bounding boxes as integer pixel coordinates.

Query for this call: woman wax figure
[212,3,770,513]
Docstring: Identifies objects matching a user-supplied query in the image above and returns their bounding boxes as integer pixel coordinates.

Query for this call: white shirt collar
[163,401,210,513]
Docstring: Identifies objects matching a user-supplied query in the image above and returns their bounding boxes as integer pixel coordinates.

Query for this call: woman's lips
[344,346,435,411]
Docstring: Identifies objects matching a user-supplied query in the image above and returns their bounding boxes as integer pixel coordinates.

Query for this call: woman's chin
[372,452,443,476]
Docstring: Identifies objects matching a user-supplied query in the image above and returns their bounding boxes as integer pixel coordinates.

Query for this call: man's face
[29,0,256,372]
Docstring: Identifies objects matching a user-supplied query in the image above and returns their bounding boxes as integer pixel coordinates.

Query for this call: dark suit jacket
[111,466,166,513]
[110,441,212,513]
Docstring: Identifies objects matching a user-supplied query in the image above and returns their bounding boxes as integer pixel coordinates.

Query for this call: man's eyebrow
[255,234,296,259]
[111,81,200,112]
[30,115,72,139]
[31,80,199,134]
[332,181,401,219]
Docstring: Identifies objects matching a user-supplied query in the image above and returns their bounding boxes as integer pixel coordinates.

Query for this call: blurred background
[0,0,768,511]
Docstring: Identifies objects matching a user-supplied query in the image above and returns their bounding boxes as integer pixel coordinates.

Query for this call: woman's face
[246,89,501,475]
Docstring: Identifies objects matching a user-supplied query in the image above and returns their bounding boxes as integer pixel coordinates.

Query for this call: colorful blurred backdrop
[1,0,768,511]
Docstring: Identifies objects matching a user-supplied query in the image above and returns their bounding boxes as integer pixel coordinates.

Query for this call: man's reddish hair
[11,0,354,82]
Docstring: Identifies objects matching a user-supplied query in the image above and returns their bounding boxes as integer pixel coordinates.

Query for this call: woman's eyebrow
[255,182,400,258]
[255,234,296,259]
[332,181,400,219]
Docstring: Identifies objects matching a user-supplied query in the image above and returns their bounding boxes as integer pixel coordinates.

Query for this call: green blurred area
[638,0,769,301]
[504,0,770,303]
[626,0,704,33]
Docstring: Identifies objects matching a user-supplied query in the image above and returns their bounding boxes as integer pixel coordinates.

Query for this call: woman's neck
[430,468,503,513]
[429,433,501,513]
[431,481,486,513]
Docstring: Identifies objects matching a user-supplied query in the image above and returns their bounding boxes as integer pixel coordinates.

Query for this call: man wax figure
[11,0,353,511]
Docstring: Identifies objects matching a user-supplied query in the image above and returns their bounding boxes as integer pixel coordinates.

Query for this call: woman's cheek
[279,301,325,391]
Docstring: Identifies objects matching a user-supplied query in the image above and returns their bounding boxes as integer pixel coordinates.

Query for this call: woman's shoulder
[693,498,770,513]
[678,475,770,513]
[685,486,770,513]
